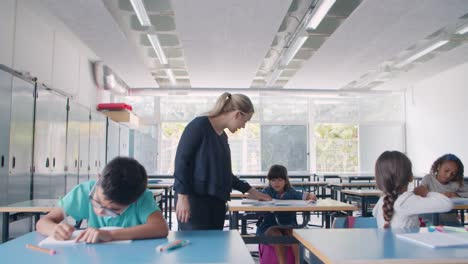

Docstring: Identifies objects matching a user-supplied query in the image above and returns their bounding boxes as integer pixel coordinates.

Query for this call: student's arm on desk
[397,191,453,215]
[36,207,75,241]
[75,211,169,244]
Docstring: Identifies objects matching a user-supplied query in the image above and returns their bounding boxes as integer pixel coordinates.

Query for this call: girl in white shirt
[373,151,453,228]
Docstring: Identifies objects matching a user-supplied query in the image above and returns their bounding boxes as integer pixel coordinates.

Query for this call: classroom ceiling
[42,0,468,93]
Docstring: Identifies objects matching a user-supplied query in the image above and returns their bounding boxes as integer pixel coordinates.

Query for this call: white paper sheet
[39,226,132,246]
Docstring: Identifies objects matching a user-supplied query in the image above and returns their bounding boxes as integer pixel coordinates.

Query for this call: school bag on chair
[259,237,295,264]
[258,212,310,264]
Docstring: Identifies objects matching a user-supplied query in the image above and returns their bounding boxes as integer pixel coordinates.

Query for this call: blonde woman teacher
[173,92,271,230]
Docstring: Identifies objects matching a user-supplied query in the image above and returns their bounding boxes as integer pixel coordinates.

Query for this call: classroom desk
[327,182,377,200]
[238,173,312,182]
[340,189,383,217]
[293,228,468,263]
[432,201,468,226]
[339,174,375,183]
[0,199,57,243]
[314,174,341,182]
[227,199,357,233]
[148,181,174,230]
[0,230,254,264]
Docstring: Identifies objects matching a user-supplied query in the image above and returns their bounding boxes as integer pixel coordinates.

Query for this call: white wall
[359,124,405,172]
[0,0,101,108]
[406,61,468,175]
[0,0,16,68]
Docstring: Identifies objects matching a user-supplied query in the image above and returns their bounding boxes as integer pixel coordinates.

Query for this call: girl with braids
[174,93,271,230]
[420,154,468,225]
[372,151,453,228]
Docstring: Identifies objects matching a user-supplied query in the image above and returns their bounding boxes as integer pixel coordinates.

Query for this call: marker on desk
[157,239,190,252]
[26,244,56,255]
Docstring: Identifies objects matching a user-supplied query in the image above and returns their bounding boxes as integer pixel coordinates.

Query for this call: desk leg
[230,212,239,230]
[432,213,440,226]
[168,188,173,230]
[361,197,366,217]
[325,212,330,228]
[2,212,9,243]
[163,188,168,219]
[241,215,247,235]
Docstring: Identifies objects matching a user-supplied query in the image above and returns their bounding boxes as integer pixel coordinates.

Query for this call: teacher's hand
[176,194,190,223]
[247,188,272,201]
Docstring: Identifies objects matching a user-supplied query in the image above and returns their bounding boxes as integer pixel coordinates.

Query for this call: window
[261,125,308,172]
[226,123,260,173]
[314,123,358,173]
[159,123,186,174]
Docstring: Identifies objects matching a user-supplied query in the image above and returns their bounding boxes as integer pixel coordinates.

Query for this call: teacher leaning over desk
[173,92,271,230]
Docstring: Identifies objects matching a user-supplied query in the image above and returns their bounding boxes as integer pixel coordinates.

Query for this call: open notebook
[39,226,132,246]
[396,232,468,248]
[241,199,315,206]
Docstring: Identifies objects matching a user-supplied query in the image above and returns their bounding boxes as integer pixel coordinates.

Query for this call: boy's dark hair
[99,157,148,205]
[267,164,291,190]
[375,151,413,228]
[430,153,464,186]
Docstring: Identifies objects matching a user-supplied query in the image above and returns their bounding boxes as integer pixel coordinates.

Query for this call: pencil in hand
[26,244,56,255]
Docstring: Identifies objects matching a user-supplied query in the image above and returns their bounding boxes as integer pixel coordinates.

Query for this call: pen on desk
[158,239,190,252]
[26,244,56,255]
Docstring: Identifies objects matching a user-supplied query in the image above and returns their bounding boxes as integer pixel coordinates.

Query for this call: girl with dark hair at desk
[173,92,271,230]
[256,164,316,264]
[421,153,468,226]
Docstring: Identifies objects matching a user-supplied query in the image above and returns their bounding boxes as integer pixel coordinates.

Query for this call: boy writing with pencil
[36,157,169,243]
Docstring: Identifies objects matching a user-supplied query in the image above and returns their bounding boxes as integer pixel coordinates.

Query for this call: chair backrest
[332,216,377,228]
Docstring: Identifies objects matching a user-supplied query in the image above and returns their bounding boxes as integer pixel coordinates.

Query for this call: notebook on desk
[396,232,468,248]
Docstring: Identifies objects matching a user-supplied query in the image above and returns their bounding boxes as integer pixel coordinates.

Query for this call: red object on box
[97,103,133,111]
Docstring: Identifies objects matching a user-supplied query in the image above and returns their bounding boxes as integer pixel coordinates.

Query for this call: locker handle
[75,159,78,168]
[95,160,97,167]
[53,157,56,168]
[12,156,16,168]
[80,160,83,168]
[1,155,4,167]
[46,157,49,168]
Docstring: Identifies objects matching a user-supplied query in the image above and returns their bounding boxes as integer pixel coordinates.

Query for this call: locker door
[65,101,81,192]
[106,119,120,163]
[119,125,129,157]
[0,69,12,206]
[78,109,90,183]
[49,92,67,199]
[8,76,34,204]
[0,69,12,240]
[32,88,53,199]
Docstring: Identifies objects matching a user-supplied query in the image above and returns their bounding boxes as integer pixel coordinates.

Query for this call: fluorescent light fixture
[306,0,336,30]
[455,24,468,35]
[266,69,283,87]
[394,40,449,68]
[281,36,308,66]
[130,0,152,26]
[147,34,168,65]
[165,69,176,85]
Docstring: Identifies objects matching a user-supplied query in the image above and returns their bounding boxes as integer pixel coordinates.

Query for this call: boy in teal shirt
[37,157,169,243]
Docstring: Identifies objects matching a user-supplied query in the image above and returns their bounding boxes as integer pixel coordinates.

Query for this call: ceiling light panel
[306,0,337,30]
[129,0,152,26]
[171,0,292,88]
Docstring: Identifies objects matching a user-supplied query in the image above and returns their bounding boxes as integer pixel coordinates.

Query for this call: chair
[332,216,377,228]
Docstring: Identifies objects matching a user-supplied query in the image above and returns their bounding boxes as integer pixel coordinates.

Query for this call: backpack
[259,244,295,264]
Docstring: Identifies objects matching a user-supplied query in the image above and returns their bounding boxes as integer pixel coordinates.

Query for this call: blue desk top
[293,228,468,263]
[0,230,254,264]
